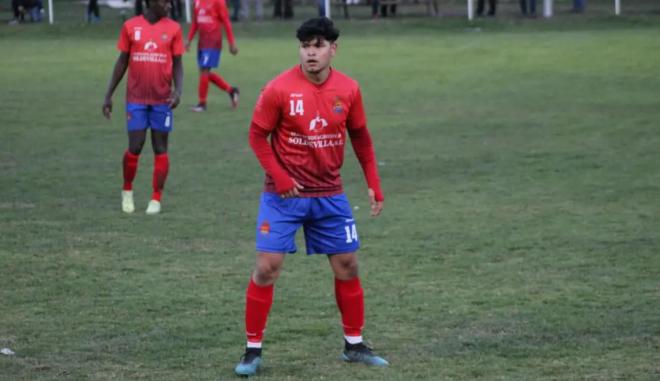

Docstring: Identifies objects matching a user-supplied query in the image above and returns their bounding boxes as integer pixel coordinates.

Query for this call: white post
[614,0,620,15]
[324,0,331,18]
[543,0,553,18]
[185,0,191,23]
[186,0,190,24]
[467,0,473,21]
[48,0,54,24]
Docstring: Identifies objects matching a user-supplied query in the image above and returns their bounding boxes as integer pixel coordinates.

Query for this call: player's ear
[330,42,337,57]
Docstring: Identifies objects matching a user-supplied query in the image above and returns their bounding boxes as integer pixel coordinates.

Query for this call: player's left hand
[368,188,383,217]
[229,44,239,55]
[168,92,181,109]
[102,98,113,119]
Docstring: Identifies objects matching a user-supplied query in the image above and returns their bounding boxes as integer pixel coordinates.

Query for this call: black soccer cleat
[234,347,262,376]
[341,341,389,367]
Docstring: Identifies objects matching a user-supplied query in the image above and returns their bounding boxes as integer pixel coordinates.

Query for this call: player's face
[299,37,336,75]
[150,0,171,18]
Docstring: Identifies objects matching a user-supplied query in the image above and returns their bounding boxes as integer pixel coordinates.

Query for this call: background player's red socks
[151,153,169,201]
[335,277,365,339]
[209,72,232,92]
[198,72,210,105]
[245,277,274,346]
[122,150,139,191]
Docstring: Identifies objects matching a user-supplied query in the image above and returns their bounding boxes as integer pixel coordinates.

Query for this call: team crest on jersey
[144,40,158,51]
[259,221,270,235]
[161,33,169,41]
[332,96,344,113]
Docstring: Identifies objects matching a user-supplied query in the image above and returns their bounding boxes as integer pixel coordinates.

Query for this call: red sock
[122,150,139,191]
[335,277,364,337]
[209,72,232,92]
[198,72,210,104]
[151,153,169,201]
[245,277,274,344]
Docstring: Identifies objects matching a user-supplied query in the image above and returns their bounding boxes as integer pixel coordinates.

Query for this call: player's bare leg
[235,252,286,376]
[329,253,389,367]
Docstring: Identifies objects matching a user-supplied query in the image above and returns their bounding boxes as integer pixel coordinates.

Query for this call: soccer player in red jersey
[186,0,239,112]
[234,17,388,377]
[102,0,184,215]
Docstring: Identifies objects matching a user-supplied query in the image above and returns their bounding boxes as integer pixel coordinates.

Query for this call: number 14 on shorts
[344,224,358,243]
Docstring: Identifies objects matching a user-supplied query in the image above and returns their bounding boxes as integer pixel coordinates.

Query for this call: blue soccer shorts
[126,103,173,132]
[255,192,361,255]
[197,48,221,69]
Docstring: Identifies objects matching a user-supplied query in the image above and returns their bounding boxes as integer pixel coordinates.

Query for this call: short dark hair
[296,17,340,43]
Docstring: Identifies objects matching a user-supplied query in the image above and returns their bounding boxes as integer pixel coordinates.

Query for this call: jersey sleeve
[251,83,281,132]
[117,22,131,53]
[218,0,235,46]
[187,4,198,42]
[172,26,184,56]
[346,86,384,201]
[346,87,367,131]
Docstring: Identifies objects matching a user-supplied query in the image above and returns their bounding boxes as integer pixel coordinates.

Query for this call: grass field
[1,2,660,380]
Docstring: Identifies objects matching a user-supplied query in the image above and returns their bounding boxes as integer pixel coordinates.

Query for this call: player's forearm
[104,54,129,100]
[348,127,384,201]
[187,25,197,43]
[225,23,236,46]
[172,56,183,97]
[249,123,295,192]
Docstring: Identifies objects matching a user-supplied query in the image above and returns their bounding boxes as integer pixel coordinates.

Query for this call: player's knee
[128,138,146,154]
[334,256,358,278]
[254,261,282,283]
[128,144,144,155]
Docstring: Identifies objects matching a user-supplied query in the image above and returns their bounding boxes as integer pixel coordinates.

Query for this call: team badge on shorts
[259,221,270,235]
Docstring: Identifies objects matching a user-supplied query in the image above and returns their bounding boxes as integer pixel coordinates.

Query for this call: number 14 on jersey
[289,99,304,116]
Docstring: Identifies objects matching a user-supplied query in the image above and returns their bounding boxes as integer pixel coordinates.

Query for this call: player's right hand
[102,98,113,119]
[280,179,304,199]
[229,44,238,55]
[185,40,191,52]
[368,188,384,217]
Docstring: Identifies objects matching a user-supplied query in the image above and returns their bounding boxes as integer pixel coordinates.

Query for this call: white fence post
[543,0,553,18]
[48,0,54,24]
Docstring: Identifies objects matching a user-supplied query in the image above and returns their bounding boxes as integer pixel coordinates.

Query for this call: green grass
[1,3,660,380]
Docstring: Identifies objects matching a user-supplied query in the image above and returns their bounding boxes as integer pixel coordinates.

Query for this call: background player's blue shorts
[126,103,173,132]
[255,192,361,255]
[197,49,221,69]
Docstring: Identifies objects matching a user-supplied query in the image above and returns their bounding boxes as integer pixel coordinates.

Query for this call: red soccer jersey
[117,16,184,105]
[251,65,376,198]
[188,0,235,50]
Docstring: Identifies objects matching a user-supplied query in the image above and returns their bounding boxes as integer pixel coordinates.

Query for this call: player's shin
[151,153,169,201]
[198,72,210,105]
[335,277,364,343]
[245,277,274,347]
[123,150,140,191]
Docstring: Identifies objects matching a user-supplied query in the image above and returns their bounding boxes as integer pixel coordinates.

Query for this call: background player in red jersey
[234,17,388,377]
[186,0,239,112]
[102,0,184,215]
